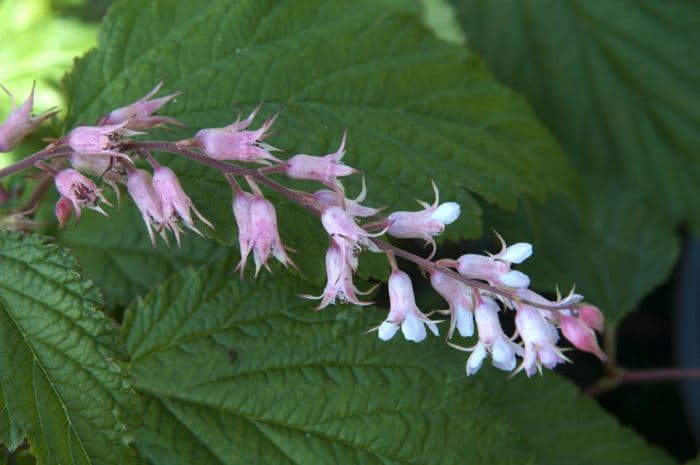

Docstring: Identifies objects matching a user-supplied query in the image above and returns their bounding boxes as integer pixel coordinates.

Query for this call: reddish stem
[0,145,72,179]
[0,139,580,313]
[129,141,576,312]
[584,368,700,397]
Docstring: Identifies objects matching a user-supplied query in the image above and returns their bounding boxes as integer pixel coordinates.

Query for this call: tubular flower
[69,153,126,201]
[0,82,58,152]
[191,106,282,164]
[284,130,358,192]
[64,122,141,161]
[514,303,568,376]
[232,189,255,276]
[302,241,375,310]
[53,168,111,223]
[441,235,532,288]
[249,194,296,274]
[99,82,182,129]
[321,206,384,254]
[376,269,439,342]
[429,270,474,339]
[126,168,167,247]
[55,196,74,229]
[559,311,606,361]
[233,180,296,275]
[386,181,460,257]
[451,295,522,376]
[312,177,380,218]
[152,164,213,246]
[578,304,605,333]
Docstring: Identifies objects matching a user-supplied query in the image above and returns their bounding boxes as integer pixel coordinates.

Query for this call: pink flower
[231,179,295,275]
[429,270,474,339]
[578,304,605,333]
[302,242,375,310]
[559,312,606,361]
[515,304,568,376]
[0,82,58,152]
[311,177,380,218]
[376,269,439,342]
[320,206,384,254]
[284,130,358,191]
[126,168,167,247]
[99,82,182,130]
[321,207,365,250]
[69,153,126,201]
[441,235,532,288]
[231,189,255,276]
[151,163,213,246]
[386,181,460,257]
[55,196,73,229]
[191,106,281,164]
[450,295,522,375]
[64,122,141,161]
[248,193,296,275]
[53,168,111,223]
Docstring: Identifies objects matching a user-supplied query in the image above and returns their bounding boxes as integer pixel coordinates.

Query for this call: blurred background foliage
[0,0,101,166]
[0,0,103,118]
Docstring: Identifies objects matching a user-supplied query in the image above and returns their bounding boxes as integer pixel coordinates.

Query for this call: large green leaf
[0,231,138,465]
[124,262,674,465]
[59,0,575,299]
[448,0,692,321]
[452,0,700,227]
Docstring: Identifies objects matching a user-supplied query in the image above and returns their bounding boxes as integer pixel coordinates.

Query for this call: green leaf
[452,0,700,227]
[448,0,694,320]
[60,0,575,292]
[124,263,673,465]
[56,203,229,308]
[0,230,138,464]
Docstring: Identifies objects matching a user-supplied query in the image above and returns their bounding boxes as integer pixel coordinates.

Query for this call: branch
[584,367,700,397]
[129,141,577,313]
[0,145,72,179]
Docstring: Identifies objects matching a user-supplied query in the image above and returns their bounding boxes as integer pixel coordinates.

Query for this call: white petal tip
[500,242,533,264]
[431,202,461,225]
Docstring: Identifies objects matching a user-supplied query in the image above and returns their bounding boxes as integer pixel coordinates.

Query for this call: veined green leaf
[0,230,138,465]
[450,0,693,321]
[452,0,700,226]
[124,262,674,465]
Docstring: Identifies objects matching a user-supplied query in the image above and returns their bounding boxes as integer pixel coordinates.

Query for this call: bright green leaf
[0,230,138,465]
[124,262,674,465]
[60,0,575,296]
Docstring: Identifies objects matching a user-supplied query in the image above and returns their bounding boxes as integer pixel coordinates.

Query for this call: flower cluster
[0,82,607,378]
